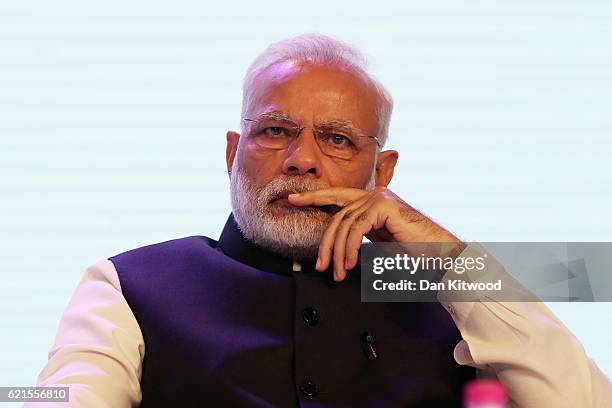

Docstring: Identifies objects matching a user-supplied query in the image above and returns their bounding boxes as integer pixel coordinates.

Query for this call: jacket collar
[216,213,320,276]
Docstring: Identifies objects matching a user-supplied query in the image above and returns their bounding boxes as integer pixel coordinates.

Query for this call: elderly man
[31,34,611,407]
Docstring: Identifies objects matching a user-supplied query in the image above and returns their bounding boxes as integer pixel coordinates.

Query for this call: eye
[262,127,286,137]
[322,133,354,147]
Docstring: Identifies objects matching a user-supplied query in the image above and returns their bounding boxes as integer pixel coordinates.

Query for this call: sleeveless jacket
[109,213,475,407]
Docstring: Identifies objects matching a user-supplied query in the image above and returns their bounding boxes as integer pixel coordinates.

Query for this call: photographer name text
[372,279,502,291]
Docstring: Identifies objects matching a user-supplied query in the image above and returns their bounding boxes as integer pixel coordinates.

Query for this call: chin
[238,207,330,260]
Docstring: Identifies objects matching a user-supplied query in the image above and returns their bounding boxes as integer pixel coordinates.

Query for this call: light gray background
[1,0,611,398]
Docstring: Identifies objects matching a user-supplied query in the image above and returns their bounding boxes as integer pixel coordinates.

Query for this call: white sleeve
[24,259,144,408]
[437,243,612,408]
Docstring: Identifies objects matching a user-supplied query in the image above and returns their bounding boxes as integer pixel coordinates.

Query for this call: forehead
[246,62,380,133]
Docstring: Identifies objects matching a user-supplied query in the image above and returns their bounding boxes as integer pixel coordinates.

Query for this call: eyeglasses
[243,112,381,160]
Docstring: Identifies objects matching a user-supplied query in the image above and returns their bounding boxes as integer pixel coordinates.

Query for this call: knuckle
[355,212,369,223]
[348,222,362,233]
[320,245,333,253]
[332,211,345,223]
[342,211,353,222]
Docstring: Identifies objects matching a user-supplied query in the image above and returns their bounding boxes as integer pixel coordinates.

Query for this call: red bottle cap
[464,379,508,405]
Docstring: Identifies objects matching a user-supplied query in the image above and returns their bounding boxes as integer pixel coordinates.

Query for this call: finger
[332,200,373,281]
[345,210,386,271]
[288,187,369,208]
[316,193,373,273]
[330,193,379,279]
[317,193,372,273]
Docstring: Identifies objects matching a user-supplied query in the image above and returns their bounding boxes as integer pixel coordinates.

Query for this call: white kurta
[27,244,612,408]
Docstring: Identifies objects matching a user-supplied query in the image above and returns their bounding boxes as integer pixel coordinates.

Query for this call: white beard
[229,163,376,260]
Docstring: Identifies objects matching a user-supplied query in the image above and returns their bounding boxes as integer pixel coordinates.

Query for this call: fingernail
[315,258,321,270]
[345,258,351,270]
[288,193,300,199]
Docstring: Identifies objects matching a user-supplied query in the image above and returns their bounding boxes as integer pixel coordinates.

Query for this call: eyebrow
[257,110,295,122]
[255,110,366,136]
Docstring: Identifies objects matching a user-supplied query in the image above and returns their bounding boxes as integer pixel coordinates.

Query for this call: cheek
[324,157,376,188]
[237,143,285,183]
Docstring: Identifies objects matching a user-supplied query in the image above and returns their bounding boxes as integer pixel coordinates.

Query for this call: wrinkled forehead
[244,61,380,135]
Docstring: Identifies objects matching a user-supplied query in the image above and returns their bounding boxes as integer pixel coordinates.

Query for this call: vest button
[301,307,319,326]
[299,381,319,397]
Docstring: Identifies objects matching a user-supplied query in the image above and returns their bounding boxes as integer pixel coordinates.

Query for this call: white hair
[241,33,393,145]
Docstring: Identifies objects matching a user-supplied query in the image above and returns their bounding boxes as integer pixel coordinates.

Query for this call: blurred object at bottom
[464,379,508,408]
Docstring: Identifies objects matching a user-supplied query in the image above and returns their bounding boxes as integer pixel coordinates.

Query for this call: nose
[281,127,322,177]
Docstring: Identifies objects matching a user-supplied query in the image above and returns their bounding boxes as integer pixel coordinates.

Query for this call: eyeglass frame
[242,111,382,159]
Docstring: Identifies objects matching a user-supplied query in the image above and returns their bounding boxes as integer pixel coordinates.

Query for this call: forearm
[438,243,612,408]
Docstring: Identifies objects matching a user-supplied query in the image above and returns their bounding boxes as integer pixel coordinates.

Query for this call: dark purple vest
[109,214,474,407]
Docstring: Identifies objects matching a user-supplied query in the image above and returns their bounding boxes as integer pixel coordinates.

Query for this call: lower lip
[272,198,292,206]
[271,198,319,211]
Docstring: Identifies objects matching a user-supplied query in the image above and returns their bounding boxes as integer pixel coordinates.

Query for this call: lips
[269,191,295,203]
[271,197,295,206]
[270,192,318,212]
[270,196,310,209]
[269,189,310,204]
[269,193,340,215]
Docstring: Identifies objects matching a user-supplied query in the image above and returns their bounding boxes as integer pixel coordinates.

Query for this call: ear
[374,150,399,187]
[226,131,240,177]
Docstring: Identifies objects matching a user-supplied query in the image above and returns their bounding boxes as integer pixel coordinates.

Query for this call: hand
[287,186,462,281]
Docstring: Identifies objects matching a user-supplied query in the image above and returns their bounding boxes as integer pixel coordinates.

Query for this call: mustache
[261,176,341,215]
[262,176,330,203]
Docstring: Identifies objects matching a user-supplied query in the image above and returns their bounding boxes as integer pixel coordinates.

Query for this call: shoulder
[108,235,221,282]
[109,235,217,264]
